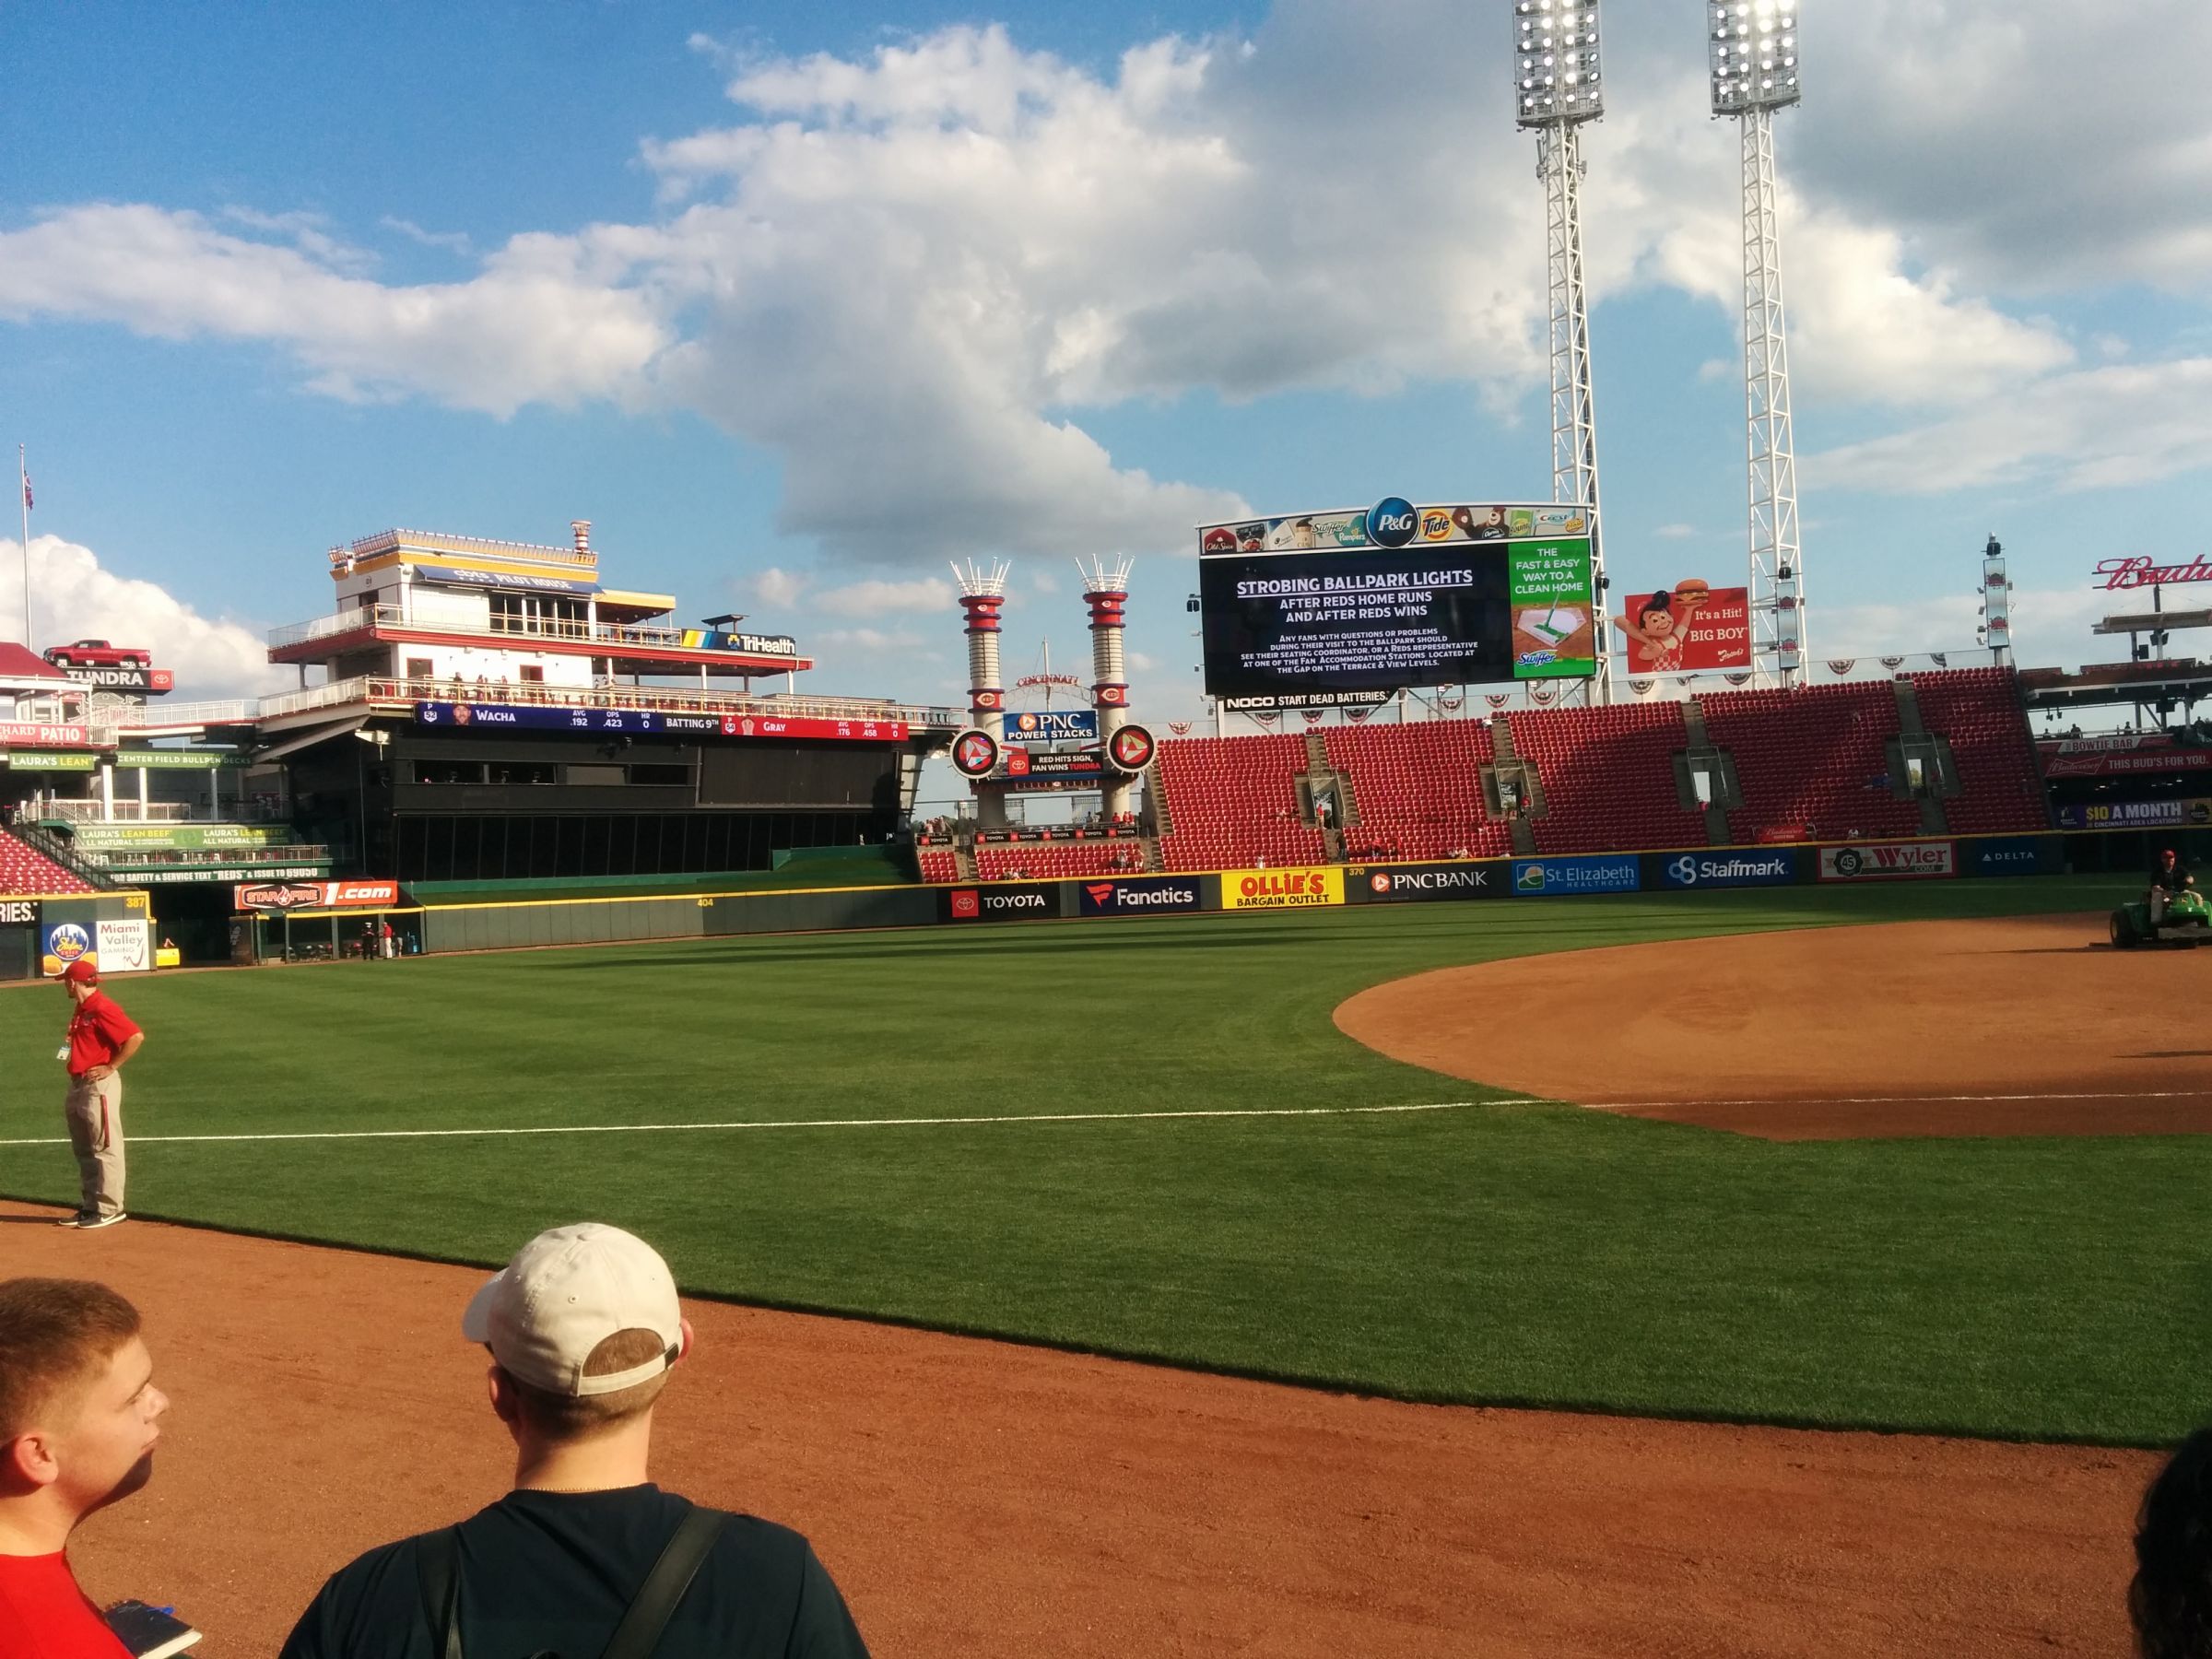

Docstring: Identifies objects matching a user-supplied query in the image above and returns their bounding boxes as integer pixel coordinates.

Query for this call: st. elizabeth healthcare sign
[1511,856,1640,896]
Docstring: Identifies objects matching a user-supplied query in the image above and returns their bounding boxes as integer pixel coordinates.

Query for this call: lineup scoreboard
[1196,499,1596,701]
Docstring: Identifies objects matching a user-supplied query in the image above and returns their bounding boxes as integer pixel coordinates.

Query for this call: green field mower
[2111,887,2212,948]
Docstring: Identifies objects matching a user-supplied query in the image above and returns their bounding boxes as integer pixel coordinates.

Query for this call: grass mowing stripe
[6,873,2204,1444]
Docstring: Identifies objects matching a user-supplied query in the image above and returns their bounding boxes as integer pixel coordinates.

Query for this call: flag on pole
[20,474,29,512]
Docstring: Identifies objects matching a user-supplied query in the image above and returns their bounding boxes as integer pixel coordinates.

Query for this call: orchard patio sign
[2096,555,2212,591]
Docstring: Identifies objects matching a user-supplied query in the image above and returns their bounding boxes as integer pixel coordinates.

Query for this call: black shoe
[57,1211,126,1230]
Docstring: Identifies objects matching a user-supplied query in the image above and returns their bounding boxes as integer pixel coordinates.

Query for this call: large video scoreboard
[1196,499,1595,701]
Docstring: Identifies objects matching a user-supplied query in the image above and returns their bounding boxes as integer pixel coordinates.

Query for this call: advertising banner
[1,751,99,771]
[75,824,293,850]
[1077,876,1207,916]
[234,880,402,912]
[410,563,601,595]
[56,665,175,696]
[1350,862,1506,903]
[943,884,1059,923]
[1005,748,1102,779]
[1005,710,1099,745]
[42,921,93,972]
[1221,867,1346,910]
[1817,841,1956,881]
[1614,583,1752,674]
[1962,837,2050,877]
[2054,800,2212,830]
[418,703,907,743]
[1510,855,1641,896]
[0,900,39,926]
[1657,850,1797,889]
[94,918,152,973]
[1507,540,1597,680]
[2039,736,2212,779]
[0,722,94,748]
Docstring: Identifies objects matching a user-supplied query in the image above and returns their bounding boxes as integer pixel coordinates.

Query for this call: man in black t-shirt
[279,1223,869,1658]
[2150,846,2196,925]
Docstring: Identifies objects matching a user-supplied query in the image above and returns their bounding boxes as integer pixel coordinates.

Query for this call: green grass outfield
[6,873,2206,1446]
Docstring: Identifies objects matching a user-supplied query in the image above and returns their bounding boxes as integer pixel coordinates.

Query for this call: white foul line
[1,1088,2205,1151]
[0,1099,1502,1148]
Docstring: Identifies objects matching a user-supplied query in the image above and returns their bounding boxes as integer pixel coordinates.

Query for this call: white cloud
[0,204,665,416]
[814,576,955,618]
[819,626,925,651]
[1810,359,2212,495]
[1653,524,1696,540]
[380,216,473,255]
[7,534,291,699]
[748,566,808,608]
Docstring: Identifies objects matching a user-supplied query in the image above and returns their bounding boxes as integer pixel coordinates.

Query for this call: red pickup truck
[44,639,153,669]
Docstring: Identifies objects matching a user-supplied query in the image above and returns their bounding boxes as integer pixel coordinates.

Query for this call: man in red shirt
[0,1277,171,1658]
[56,961,144,1230]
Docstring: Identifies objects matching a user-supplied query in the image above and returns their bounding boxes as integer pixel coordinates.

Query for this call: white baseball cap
[462,1223,683,1397]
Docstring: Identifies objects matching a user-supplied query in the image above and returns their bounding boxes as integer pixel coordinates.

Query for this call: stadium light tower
[1514,0,1613,703]
[1711,0,1805,687]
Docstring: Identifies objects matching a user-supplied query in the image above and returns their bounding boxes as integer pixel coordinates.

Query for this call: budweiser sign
[2095,555,2212,591]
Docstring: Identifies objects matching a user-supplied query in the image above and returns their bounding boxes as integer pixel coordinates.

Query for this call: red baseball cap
[58,959,98,984]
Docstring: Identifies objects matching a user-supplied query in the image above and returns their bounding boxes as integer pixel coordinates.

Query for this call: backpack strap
[414,1528,465,1659]
[597,1505,726,1659]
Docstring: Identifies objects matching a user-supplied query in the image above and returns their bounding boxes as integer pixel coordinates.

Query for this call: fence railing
[257,675,962,731]
[268,603,805,661]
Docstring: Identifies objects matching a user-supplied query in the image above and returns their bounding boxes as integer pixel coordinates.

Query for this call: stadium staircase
[1888,679,1954,836]
[1692,681,1924,843]
[1677,700,1736,845]
[1320,716,1509,863]
[0,829,100,896]
[1487,718,1541,855]
[1508,701,1711,855]
[1153,733,1328,872]
[1907,667,2049,833]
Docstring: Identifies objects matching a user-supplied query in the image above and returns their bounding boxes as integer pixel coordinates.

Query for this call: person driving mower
[2150,846,2196,924]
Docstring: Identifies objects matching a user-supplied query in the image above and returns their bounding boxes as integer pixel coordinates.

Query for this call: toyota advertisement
[943,884,1059,923]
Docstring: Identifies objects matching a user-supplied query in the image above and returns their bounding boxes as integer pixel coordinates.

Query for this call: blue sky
[6,0,2211,712]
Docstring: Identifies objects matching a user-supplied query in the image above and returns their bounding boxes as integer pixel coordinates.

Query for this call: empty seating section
[916,845,961,884]
[974,841,1137,881]
[1698,682,1923,841]
[1319,718,1510,860]
[1509,704,1708,853]
[1155,734,1327,871]
[0,830,96,895]
[1911,667,2048,833]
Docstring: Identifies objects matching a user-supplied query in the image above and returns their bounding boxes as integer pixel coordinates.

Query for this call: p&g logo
[1367,497,1418,548]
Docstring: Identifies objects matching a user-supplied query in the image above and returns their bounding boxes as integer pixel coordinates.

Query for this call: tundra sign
[1817,841,1955,882]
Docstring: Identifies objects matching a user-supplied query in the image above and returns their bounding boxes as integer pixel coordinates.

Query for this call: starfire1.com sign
[1818,841,1955,882]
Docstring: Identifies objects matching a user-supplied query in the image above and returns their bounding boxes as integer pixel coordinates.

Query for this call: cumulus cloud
[7,534,292,699]
[748,566,808,608]
[1810,359,2212,494]
[0,0,2203,561]
[813,576,956,618]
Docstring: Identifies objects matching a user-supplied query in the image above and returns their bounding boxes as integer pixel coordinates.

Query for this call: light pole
[1711,1,1805,687]
[351,727,391,875]
[1513,0,1612,704]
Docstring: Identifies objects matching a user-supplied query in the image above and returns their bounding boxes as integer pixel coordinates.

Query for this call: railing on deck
[267,604,806,660]
[257,675,961,731]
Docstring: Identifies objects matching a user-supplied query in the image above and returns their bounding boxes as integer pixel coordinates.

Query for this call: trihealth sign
[1222,867,1344,910]
[1818,841,1955,882]
[1511,856,1640,896]
[1660,851,1796,889]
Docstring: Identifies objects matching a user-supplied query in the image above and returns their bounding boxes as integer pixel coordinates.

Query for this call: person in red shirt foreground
[0,1278,171,1659]
[56,961,144,1230]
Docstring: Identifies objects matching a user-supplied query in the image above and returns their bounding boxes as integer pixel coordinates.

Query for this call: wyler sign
[1222,867,1345,911]
[1818,841,1956,882]
[942,884,1059,923]
[1077,877,1205,916]
[1659,851,1796,889]
[1352,863,1504,904]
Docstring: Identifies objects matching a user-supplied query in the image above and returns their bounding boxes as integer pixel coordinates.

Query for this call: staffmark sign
[1818,841,1955,882]
[1077,877,1204,916]
[1662,852,1796,889]
[1223,867,1345,910]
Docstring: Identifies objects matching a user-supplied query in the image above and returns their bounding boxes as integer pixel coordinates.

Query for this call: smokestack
[571,520,592,553]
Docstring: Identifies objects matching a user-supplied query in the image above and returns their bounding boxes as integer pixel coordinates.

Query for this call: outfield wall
[389,831,2068,956]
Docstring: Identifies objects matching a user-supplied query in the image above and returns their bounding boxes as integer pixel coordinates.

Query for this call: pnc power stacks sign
[1222,867,1345,911]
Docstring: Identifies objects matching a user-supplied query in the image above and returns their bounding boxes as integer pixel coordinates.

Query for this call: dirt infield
[1336,914,2212,1139]
[6,1200,2153,1656]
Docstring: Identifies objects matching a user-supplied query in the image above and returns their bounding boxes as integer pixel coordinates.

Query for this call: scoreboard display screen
[1197,500,1595,700]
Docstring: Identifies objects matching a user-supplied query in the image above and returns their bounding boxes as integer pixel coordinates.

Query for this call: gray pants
[64,1074,125,1218]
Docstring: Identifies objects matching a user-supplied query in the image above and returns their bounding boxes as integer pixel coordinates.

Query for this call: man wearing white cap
[279,1223,869,1657]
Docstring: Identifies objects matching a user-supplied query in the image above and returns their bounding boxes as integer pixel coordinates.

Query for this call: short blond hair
[501,1326,673,1440]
